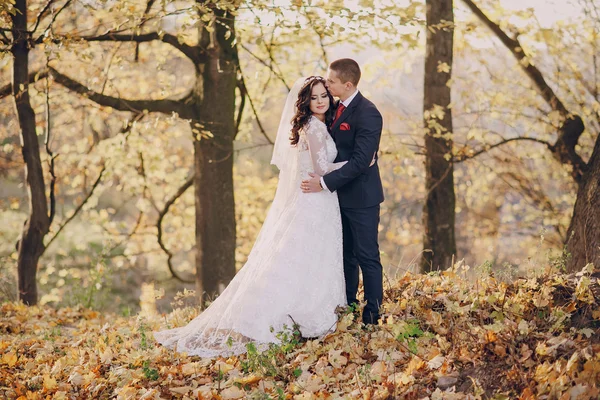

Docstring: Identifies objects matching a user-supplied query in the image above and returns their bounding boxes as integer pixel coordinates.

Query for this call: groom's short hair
[330,58,361,86]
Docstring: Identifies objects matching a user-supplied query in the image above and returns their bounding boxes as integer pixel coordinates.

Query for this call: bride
[154,76,348,357]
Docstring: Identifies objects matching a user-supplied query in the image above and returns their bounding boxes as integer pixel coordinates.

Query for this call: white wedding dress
[154,109,347,357]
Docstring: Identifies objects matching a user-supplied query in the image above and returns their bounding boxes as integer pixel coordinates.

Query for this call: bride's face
[309,83,330,116]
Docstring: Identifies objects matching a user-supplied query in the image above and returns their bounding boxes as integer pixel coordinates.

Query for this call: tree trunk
[421,0,457,273]
[12,0,50,305]
[193,6,238,302]
[566,136,600,271]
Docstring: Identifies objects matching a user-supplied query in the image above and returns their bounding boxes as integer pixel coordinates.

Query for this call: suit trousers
[341,205,383,324]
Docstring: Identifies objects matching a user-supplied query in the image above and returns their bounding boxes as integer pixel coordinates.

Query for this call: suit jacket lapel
[331,92,363,138]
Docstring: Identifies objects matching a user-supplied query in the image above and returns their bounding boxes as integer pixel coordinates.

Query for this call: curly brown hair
[290,76,335,145]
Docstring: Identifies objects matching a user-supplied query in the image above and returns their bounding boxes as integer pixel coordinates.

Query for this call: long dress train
[154,116,346,357]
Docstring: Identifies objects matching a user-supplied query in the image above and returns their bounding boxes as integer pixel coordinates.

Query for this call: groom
[301,58,384,325]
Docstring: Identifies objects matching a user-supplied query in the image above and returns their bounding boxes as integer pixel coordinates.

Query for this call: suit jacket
[323,92,385,209]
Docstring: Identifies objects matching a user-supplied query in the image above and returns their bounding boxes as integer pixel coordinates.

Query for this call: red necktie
[333,103,346,125]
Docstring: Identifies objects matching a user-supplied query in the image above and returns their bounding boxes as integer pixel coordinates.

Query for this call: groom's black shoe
[362,310,380,326]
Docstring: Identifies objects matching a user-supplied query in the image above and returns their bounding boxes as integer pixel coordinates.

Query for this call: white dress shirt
[320,90,359,191]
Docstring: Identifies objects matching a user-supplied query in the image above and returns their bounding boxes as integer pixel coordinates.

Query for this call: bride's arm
[305,120,347,176]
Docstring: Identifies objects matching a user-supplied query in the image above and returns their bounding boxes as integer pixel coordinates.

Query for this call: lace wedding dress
[154,111,347,357]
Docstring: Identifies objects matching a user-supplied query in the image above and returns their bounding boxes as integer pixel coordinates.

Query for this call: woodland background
[1,0,600,398]
[1,0,599,311]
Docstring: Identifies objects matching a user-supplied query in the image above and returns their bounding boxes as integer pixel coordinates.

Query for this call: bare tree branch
[234,143,272,153]
[45,56,57,226]
[121,112,145,141]
[244,6,291,90]
[49,66,195,119]
[234,78,246,139]
[239,43,290,90]
[237,72,273,145]
[106,81,194,280]
[83,114,144,254]
[316,33,329,67]
[156,175,195,283]
[302,6,329,67]
[462,0,588,183]
[134,0,157,62]
[106,210,144,255]
[31,0,57,34]
[47,150,57,226]
[2,67,193,118]
[35,0,72,40]
[579,0,600,127]
[499,166,564,240]
[44,31,206,65]
[99,43,123,94]
[462,0,569,116]
[454,136,553,163]
[137,153,160,214]
[0,69,48,99]
[43,166,106,253]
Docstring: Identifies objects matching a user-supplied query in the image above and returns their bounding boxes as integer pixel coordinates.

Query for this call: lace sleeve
[305,119,347,176]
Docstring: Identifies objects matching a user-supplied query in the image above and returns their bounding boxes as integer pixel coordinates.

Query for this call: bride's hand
[301,173,323,193]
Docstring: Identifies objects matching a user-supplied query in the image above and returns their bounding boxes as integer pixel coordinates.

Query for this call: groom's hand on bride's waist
[301,173,323,193]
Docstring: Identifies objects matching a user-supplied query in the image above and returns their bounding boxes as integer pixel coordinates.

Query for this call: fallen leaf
[43,375,58,391]
[234,374,261,385]
[2,351,17,367]
[427,355,445,369]
[170,386,193,395]
[328,349,348,369]
[220,386,245,399]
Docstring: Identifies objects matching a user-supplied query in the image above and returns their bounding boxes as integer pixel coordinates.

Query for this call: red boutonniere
[340,122,351,131]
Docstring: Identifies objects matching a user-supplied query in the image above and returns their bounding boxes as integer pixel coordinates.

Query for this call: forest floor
[1,264,599,400]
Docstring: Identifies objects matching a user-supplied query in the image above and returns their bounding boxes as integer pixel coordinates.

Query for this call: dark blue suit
[323,92,384,324]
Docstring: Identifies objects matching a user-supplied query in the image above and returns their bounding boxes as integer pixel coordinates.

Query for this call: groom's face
[325,69,344,98]
[326,69,352,100]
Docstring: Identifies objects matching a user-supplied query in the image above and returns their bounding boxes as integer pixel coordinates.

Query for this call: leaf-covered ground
[1,266,599,399]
